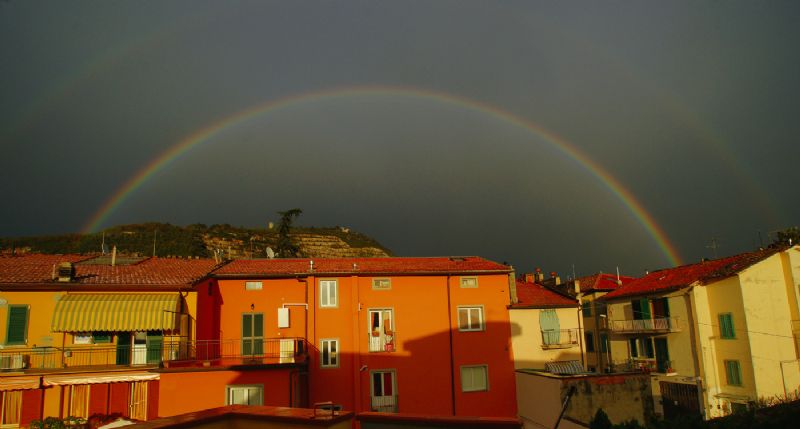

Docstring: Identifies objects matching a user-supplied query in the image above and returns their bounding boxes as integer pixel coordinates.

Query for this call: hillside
[0,223,392,259]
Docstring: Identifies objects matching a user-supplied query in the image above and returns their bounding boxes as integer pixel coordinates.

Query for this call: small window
[461,365,488,392]
[245,281,262,291]
[585,331,595,352]
[372,278,391,290]
[629,338,638,358]
[582,302,592,317]
[458,306,484,332]
[320,339,339,368]
[725,360,742,386]
[460,277,478,288]
[320,280,338,308]
[226,385,264,405]
[73,333,93,345]
[599,333,609,353]
[93,333,112,343]
[719,313,735,339]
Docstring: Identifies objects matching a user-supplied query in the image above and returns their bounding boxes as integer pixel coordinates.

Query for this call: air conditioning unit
[0,354,27,370]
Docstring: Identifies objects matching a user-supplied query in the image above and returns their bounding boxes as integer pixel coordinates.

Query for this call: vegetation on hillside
[0,221,390,258]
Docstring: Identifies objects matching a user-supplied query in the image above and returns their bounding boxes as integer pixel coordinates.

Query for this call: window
[242,313,264,355]
[368,309,395,352]
[461,365,488,392]
[460,277,478,288]
[5,305,29,345]
[629,338,638,358]
[1,390,22,426]
[227,385,264,406]
[245,281,262,291]
[370,370,397,412]
[631,298,651,320]
[540,309,561,345]
[93,333,112,343]
[320,280,338,307]
[73,333,93,345]
[725,360,742,386]
[372,278,391,290]
[458,306,484,332]
[582,302,592,317]
[719,313,735,339]
[320,339,339,368]
[585,331,595,352]
[599,333,609,353]
[130,381,149,420]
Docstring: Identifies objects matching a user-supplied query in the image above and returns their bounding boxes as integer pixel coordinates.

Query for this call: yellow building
[508,277,584,371]
[0,253,216,426]
[600,245,800,420]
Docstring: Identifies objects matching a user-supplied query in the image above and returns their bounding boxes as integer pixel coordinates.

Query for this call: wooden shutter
[6,306,28,345]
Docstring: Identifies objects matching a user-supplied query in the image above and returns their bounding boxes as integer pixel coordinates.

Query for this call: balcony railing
[368,332,396,353]
[608,317,680,334]
[541,329,580,349]
[371,395,398,413]
[0,338,307,372]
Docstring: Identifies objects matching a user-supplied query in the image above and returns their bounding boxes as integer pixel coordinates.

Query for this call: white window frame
[368,308,395,352]
[319,279,338,308]
[320,338,339,368]
[226,384,264,406]
[457,306,484,332]
[372,278,391,290]
[460,277,478,288]
[245,281,263,291]
[460,365,489,392]
[73,332,93,345]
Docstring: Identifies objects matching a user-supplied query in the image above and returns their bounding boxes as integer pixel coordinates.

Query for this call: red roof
[576,273,636,293]
[0,254,219,286]
[511,280,577,308]
[601,248,780,300]
[213,256,510,277]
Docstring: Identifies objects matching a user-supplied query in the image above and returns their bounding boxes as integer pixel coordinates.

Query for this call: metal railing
[540,329,580,349]
[367,332,396,353]
[0,338,307,371]
[608,317,680,333]
[371,395,398,413]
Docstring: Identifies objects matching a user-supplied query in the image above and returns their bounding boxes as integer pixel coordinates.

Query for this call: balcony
[368,331,396,353]
[607,317,680,334]
[370,395,398,413]
[0,338,307,372]
[541,329,580,349]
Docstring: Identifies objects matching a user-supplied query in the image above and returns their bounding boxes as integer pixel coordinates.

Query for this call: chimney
[508,271,518,304]
[550,271,561,286]
[574,279,581,295]
[535,267,544,283]
[57,262,75,283]
[524,273,535,283]
[111,246,117,267]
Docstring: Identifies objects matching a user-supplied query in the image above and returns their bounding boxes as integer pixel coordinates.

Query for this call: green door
[242,313,264,356]
[655,337,670,372]
[116,332,131,365]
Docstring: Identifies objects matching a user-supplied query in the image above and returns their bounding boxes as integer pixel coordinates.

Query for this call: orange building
[199,257,519,418]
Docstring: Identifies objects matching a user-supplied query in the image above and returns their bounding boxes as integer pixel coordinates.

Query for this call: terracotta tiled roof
[213,256,510,276]
[600,248,780,300]
[575,273,636,293]
[511,280,578,308]
[0,254,219,286]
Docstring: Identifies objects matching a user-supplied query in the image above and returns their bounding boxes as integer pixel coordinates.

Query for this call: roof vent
[57,262,75,282]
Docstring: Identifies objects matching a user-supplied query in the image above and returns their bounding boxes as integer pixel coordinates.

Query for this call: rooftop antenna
[757,230,764,249]
[706,237,720,259]
[616,266,621,285]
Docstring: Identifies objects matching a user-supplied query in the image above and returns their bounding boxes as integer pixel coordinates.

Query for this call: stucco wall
[509,306,583,370]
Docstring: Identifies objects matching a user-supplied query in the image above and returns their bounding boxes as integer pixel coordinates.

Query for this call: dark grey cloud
[1,1,798,278]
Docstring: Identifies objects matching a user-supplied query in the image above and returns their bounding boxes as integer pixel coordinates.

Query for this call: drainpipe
[576,304,585,369]
[446,275,456,416]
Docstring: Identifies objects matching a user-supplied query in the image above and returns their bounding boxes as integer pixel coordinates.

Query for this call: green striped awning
[51,294,181,332]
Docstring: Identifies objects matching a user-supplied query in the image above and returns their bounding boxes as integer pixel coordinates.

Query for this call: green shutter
[629,338,638,357]
[726,360,742,386]
[600,333,608,353]
[582,302,592,317]
[146,332,163,364]
[639,299,651,319]
[720,313,735,339]
[6,305,29,345]
[585,332,595,352]
[540,309,560,344]
[93,332,112,343]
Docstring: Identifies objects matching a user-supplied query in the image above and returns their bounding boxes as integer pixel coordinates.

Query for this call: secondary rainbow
[82,85,683,266]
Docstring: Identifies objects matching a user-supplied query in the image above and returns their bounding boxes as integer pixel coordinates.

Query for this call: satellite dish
[266,247,275,259]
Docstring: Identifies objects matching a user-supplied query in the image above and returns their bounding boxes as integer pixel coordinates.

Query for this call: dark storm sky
[1,1,798,277]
